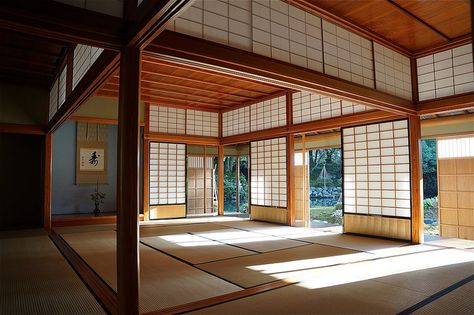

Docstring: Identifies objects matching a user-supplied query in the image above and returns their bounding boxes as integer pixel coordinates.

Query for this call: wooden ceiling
[97,55,287,112]
[302,0,471,54]
[0,30,68,88]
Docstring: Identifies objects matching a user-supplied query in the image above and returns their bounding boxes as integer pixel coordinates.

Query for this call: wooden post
[143,103,150,221]
[43,132,52,232]
[218,144,224,215]
[236,157,240,212]
[287,135,295,226]
[117,46,141,315]
[409,116,424,244]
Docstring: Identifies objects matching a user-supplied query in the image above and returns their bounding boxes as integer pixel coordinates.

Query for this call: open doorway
[223,144,249,217]
[308,148,342,228]
[421,139,439,239]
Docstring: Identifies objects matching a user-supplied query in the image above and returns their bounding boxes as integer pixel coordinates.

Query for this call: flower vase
[94,202,101,216]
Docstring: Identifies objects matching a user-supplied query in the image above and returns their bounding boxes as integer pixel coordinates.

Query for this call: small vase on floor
[94,203,101,216]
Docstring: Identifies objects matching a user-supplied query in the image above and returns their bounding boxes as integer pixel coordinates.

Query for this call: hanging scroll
[76,122,108,184]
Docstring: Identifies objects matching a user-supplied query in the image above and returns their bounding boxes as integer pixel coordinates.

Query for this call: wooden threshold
[52,213,144,227]
[49,230,118,314]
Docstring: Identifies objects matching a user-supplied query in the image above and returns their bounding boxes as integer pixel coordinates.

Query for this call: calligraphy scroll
[76,122,108,184]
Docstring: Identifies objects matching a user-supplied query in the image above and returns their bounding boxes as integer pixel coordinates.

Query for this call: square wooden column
[287,135,295,226]
[43,132,52,232]
[117,46,141,315]
[409,116,424,244]
[218,144,224,215]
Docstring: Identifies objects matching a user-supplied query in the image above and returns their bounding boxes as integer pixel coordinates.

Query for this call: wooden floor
[55,218,474,315]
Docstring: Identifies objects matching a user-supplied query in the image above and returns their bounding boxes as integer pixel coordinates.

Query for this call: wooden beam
[0,123,45,135]
[289,111,405,134]
[0,0,122,50]
[47,51,120,133]
[147,31,416,115]
[417,92,474,115]
[43,133,52,232]
[126,0,192,49]
[218,144,224,216]
[421,113,474,128]
[117,47,141,315]
[286,134,295,226]
[409,116,424,244]
[221,126,289,145]
[145,133,219,146]
[414,34,472,58]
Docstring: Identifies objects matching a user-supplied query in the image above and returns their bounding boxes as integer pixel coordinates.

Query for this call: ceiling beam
[47,51,120,133]
[0,123,45,135]
[140,70,269,97]
[125,0,193,49]
[111,75,258,101]
[387,0,450,42]
[0,0,123,50]
[147,31,416,115]
[417,92,474,115]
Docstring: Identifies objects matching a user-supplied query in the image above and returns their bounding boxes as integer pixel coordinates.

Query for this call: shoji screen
[437,137,474,240]
[250,137,287,222]
[73,44,104,89]
[373,43,412,100]
[149,142,186,219]
[342,120,411,240]
[322,20,374,88]
[417,44,474,101]
[149,105,186,134]
[250,95,286,132]
[292,91,371,124]
[49,78,59,121]
[223,106,250,137]
[187,155,215,215]
[186,110,219,137]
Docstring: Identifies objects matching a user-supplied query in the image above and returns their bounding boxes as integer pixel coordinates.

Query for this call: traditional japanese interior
[1,1,473,314]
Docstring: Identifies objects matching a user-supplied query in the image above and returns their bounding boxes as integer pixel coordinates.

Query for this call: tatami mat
[139,222,229,237]
[194,228,308,253]
[293,233,408,252]
[425,238,474,250]
[0,230,105,315]
[141,233,256,264]
[61,230,241,313]
[189,278,429,315]
[53,224,116,234]
[198,243,360,288]
[413,281,474,315]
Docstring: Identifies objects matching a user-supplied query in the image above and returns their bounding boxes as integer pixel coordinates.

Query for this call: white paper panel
[250,137,287,208]
[292,91,371,124]
[323,20,374,88]
[149,105,186,134]
[73,44,104,90]
[49,78,59,121]
[374,43,412,100]
[149,142,186,205]
[417,44,474,101]
[343,119,411,218]
[250,95,287,132]
[223,106,250,137]
[186,110,219,137]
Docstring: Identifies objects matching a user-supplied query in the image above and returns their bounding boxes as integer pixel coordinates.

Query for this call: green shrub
[424,197,438,222]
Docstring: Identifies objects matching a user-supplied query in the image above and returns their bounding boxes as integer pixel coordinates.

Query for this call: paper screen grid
[73,44,104,89]
[292,91,370,124]
[373,43,412,100]
[417,44,474,101]
[322,20,374,88]
[49,78,59,121]
[250,137,287,208]
[250,95,286,132]
[343,120,411,218]
[222,106,250,137]
[149,142,186,205]
[149,105,186,134]
[186,110,219,137]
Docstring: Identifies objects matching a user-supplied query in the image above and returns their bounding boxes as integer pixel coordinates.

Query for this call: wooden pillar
[287,135,295,226]
[143,139,150,221]
[43,132,52,232]
[218,144,224,215]
[409,116,424,244]
[117,46,141,315]
[236,157,240,212]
